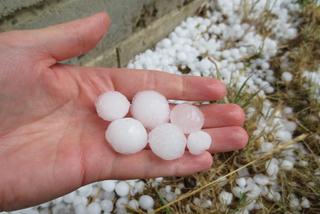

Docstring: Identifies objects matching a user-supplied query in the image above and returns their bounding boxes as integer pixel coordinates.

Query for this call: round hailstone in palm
[106,118,147,154]
[131,90,170,129]
[148,123,186,160]
[96,91,130,121]
[187,131,212,155]
[170,103,204,134]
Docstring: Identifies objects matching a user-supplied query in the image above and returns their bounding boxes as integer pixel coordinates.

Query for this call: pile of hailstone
[96,90,212,160]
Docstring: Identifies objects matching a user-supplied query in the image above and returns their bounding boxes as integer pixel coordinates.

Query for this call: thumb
[30,12,110,62]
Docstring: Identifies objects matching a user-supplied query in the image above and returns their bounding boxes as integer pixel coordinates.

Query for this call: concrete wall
[0,0,206,67]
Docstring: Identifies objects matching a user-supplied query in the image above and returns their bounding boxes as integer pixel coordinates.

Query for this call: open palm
[0,13,248,211]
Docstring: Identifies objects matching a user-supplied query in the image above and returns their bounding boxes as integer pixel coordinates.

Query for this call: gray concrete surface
[0,0,206,67]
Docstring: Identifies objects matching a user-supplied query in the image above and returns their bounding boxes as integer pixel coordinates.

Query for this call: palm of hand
[0,13,248,211]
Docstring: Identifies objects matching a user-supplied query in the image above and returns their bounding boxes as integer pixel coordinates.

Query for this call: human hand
[0,13,248,211]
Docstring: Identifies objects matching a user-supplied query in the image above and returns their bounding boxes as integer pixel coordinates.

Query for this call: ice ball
[148,123,186,160]
[96,91,130,121]
[115,181,130,197]
[101,200,113,212]
[187,131,212,155]
[101,180,117,192]
[170,103,204,134]
[139,195,154,210]
[131,90,170,129]
[106,118,148,154]
[86,202,101,214]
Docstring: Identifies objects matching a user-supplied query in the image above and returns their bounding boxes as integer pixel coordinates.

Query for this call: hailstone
[96,91,130,121]
[101,200,113,212]
[187,131,212,155]
[139,195,154,210]
[115,181,130,197]
[105,118,147,154]
[170,103,204,134]
[101,180,117,192]
[148,123,187,160]
[128,199,139,210]
[86,202,101,214]
[131,90,170,129]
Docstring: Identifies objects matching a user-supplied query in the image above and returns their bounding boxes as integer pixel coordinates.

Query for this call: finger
[201,104,246,128]
[106,151,213,179]
[110,68,226,100]
[22,13,110,61]
[53,65,226,103]
[204,126,249,153]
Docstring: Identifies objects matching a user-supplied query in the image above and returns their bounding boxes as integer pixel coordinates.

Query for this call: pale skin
[0,13,248,211]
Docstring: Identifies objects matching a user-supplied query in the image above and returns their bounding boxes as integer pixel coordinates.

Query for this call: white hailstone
[174,188,182,195]
[236,177,247,188]
[276,130,292,142]
[283,107,293,115]
[232,186,246,198]
[177,52,187,62]
[86,203,102,214]
[301,197,311,208]
[16,208,39,214]
[133,181,145,194]
[131,90,170,129]
[127,179,138,187]
[266,189,281,202]
[193,197,201,206]
[200,200,212,208]
[115,181,130,197]
[281,72,293,82]
[139,195,155,210]
[155,177,164,182]
[265,86,275,94]
[170,103,204,134]
[103,191,115,201]
[101,180,117,192]
[165,185,172,193]
[161,38,172,48]
[95,91,130,121]
[289,197,300,209]
[128,199,139,210]
[148,123,187,160]
[246,183,261,199]
[77,185,92,197]
[280,160,294,171]
[286,121,297,132]
[187,131,212,155]
[253,174,269,185]
[101,200,113,212]
[219,191,233,205]
[260,142,274,152]
[105,118,148,154]
[165,192,177,202]
[238,167,250,177]
[74,204,86,214]
[62,192,76,204]
[116,197,129,209]
[72,196,88,206]
[266,158,279,176]
[53,196,63,204]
